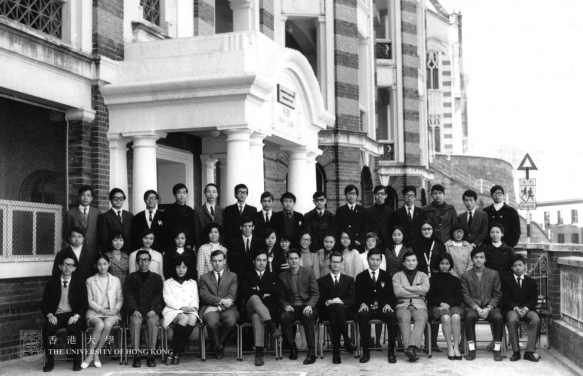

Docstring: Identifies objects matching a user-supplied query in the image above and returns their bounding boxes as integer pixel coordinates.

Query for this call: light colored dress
[85,273,123,325]
[340,249,364,278]
[300,250,323,278]
[444,240,473,278]
[196,243,228,281]
[162,278,199,328]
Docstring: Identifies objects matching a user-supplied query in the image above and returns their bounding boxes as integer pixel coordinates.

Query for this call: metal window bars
[0,0,64,38]
[140,0,160,26]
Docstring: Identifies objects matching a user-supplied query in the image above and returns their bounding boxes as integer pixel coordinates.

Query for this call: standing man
[423,184,458,244]
[223,184,258,241]
[228,216,264,275]
[279,249,319,364]
[366,185,394,248]
[458,190,488,248]
[253,192,276,237]
[482,185,521,247]
[194,183,224,250]
[317,251,357,364]
[199,250,239,359]
[335,185,369,252]
[272,192,305,247]
[65,185,101,252]
[164,183,195,250]
[132,190,166,252]
[393,186,427,246]
[355,249,397,364]
[98,188,133,253]
[52,227,97,281]
[241,250,282,366]
[304,191,336,250]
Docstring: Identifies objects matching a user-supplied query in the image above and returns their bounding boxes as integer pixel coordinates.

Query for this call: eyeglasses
[137,258,151,263]
[62,263,76,268]
[404,194,416,199]
[374,192,386,196]
[492,192,504,196]
[314,198,326,202]
[346,192,358,196]
[112,197,125,201]
[146,197,158,201]
[236,191,248,195]
[421,228,433,232]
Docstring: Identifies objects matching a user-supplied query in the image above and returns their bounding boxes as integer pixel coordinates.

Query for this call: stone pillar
[230,0,255,32]
[200,154,218,205]
[306,152,319,198]
[126,131,166,214]
[283,147,309,214]
[66,108,95,207]
[108,133,130,211]
[249,133,266,207]
[224,129,253,207]
[315,16,327,107]
[215,154,228,207]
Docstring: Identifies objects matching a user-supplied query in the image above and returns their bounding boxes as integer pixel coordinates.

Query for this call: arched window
[316,163,327,196]
[426,50,439,89]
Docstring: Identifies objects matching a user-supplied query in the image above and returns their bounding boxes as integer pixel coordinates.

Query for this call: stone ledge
[558,256,583,268]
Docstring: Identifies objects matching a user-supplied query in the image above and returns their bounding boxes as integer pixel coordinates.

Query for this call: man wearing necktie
[65,185,101,252]
[131,190,166,252]
[304,191,336,250]
[224,184,258,241]
[227,216,263,275]
[271,192,305,248]
[98,188,133,253]
[458,190,488,248]
[317,251,357,364]
[393,186,427,247]
[194,183,224,249]
[253,192,275,237]
[335,185,369,252]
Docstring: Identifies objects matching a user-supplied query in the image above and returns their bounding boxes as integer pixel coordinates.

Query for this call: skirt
[431,305,464,319]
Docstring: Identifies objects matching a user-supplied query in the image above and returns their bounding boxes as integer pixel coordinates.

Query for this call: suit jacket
[223,203,258,240]
[458,209,488,247]
[227,235,264,274]
[501,274,538,315]
[278,266,319,308]
[482,203,521,247]
[198,269,238,316]
[253,210,275,237]
[131,209,166,252]
[241,269,281,320]
[86,273,123,321]
[163,203,195,250]
[65,206,101,252]
[423,202,458,243]
[393,206,428,246]
[123,271,164,316]
[271,211,305,247]
[460,267,502,310]
[40,275,88,320]
[355,269,396,309]
[317,273,356,310]
[98,209,133,253]
[304,209,336,250]
[366,204,394,248]
[335,204,369,247]
[52,246,98,281]
[194,205,224,249]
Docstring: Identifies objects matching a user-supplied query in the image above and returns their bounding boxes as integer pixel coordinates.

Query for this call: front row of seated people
[41,229,541,372]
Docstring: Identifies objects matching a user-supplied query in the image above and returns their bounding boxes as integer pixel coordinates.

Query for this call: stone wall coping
[516,242,583,253]
[557,256,583,267]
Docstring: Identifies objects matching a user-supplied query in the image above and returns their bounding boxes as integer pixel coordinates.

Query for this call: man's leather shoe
[465,350,476,361]
[493,350,503,361]
[405,347,419,362]
[215,345,224,360]
[146,357,156,367]
[388,353,397,363]
[510,351,521,361]
[345,342,357,354]
[174,354,181,365]
[303,354,317,365]
[289,344,298,360]
[524,352,539,362]
[332,352,341,364]
[359,352,370,363]
[72,359,82,371]
[43,359,54,372]
[132,357,141,367]
[255,353,264,366]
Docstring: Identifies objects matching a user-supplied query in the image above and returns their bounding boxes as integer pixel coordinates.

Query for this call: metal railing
[433,158,495,194]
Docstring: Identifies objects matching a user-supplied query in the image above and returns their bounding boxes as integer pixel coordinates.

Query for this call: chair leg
[427,323,432,358]
[201,324,206,362]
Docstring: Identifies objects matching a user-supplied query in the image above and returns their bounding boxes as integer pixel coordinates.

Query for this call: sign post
[517,154,538,243]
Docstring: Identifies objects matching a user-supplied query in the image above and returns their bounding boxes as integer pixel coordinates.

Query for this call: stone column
[306,151,319,198]
[249,132,266,207]
[66,108,95,207]
[230,0,255,32]
[282,147,309,214]
[215,154,228,206]
[108,133,130,211]
[200,154,218,205]
[125,131,166,214]
[315,16,327,107]
[224,129,253,207]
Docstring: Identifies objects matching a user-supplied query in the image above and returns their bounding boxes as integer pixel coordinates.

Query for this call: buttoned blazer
[457,209,488,247]
[482,203,521,247]
[366,205,394,248]
[40,275,88,319]
[501,274,538,315]
[393,206,428,246]
[223,204,258,240]
[304,209,336,250]
[98,209,133,253]
[198,269,238,316]
[460,267,502,310]
[162,278,199,328]
[355,268,396,309]
[123,271,165,316]
[392,271,430,309]
[227,236,264,275]
[278,266,319,309]
[241,269,281,320]
[131,209,166,252]
[271,211,305,246]
[65,206,101,252]
[194,205,224,249]
[317,273,355,309]
[252,211,274,237]
[52,246,98,281]
[335,204,369,245]
[86,273,123,321]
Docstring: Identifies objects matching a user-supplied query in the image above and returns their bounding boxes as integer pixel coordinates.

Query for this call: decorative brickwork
[91,86,111,211]
[68,119,92,207]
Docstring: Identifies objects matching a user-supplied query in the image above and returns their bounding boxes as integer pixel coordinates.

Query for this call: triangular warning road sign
[517,153,538,171]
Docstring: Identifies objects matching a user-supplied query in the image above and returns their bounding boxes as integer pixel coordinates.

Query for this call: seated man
[241,250,283,366]
[41,256,88,372]
[356,249,397,364]
[279,249,319,364]
[199,250,239,359]
[317,251,357,364]
[461,247,504,361]
[502,254,540,362]
[124,250,164,368]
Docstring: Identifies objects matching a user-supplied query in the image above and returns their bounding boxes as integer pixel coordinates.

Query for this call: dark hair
[279,232,292,243]
[462,190,477,200]
[436,252,454,272]
[512,254,525,266]
[172,255,188,268]
[254,249,268,260]
[280,192,296,203]
[402,186,417,196]
[470,246,486,259]
[490,185,505,196]
[210,250,225,260]
[96,253,111,265]
[312,191,326,200]
[450,223,466,240]
[204,222,223,236]
[329,251,343,262]
[431,184,445,193]
[262,228,277,240]
[365,232,380,245]
[136,250,151,261]
[109,188,126,200]
[172,226,189,239]
[61,256,78,267]
[287,248,301,259]
[69,226,86,238]
[344,184,359,196]
[389,225,407,247]
[240,216,254,227]
[373,185,386,195]
[140,228,155,239]
[172,183,187,195]
[419,220,439,240]
[260,191,274,201]
[367,248,383,260]
[299,230,312,241]
[234,184,248,195]
[143,189,159,201]
[112,231,124,241]
[78,185,94,197]
[489,222,505,234]
[402,250,417,262]
[340,229,356,249]
[204,183,218,194]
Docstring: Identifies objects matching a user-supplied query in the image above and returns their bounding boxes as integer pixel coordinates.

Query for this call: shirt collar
[215,270,224,277]
[514,274,523,280]
[205,203,215,211]
[146,208,157,214]
[368,268,379,277]
[61,276,71,284]
[262,209,272,215]
[238,203,246,209]
[256,269,264,277]
[468,208,476,215]
[243,234,252,242]
[78,205,89,212]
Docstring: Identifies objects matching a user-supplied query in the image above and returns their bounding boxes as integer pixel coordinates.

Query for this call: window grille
[572,233,579,244]
[141,0,160,26]
[0,0,64,38]
[426,50,439,89]
[572,209,578,224]
[375,42,392,59]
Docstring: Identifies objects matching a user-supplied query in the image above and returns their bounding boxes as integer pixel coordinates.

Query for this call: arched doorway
[316,163,327,196]
[385,186,398,209]
[360,167,374,207]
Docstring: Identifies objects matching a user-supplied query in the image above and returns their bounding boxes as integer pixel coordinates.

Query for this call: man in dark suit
[253,191,276,237]
[164,183,195,250]
[393,186,427,246]
[502,255,540,362]
[64,185,101,252]
[461,247,504,361]
[317,251,357,364]
[194,183,224,249]
[132,190,166,252]
[241,250,282,366]
[227,216,264,275]
[52,227,97,281]
[272,192,305,247]
[482,185,521,247]
[199,250,239,359]
[41,256,88,372]
[335,185,368,252]
[98,188,133,253]
[366,185,394,248]
[224,184,258,241]
[304,191,336,250]
[458,190,488,247]
[355,249,397,364]
[279,249,319,364]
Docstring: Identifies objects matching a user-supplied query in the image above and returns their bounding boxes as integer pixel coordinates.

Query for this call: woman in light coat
[162,256,199,365]
[444,223,473,278]
[82,254,123,368]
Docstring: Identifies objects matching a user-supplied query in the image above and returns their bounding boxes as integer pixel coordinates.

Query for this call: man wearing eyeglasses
[366,185,394,248]
[131,190,166,252]
[304,191,336,250]
[393,186,427,247]
[98,188,133,253]
[482,185,521,247]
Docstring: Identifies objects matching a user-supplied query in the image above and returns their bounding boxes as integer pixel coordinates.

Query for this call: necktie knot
[210,206,215,217]
[63,280,68,288]
[83,207,87,215]
[265,212,269,223]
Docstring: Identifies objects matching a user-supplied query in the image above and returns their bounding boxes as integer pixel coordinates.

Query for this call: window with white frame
[427,50,440,90]
[374,0,392,59]
[377,87,393,142]
[572,209,578,224]
[141,0,161,26]
[0,0,64,38]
